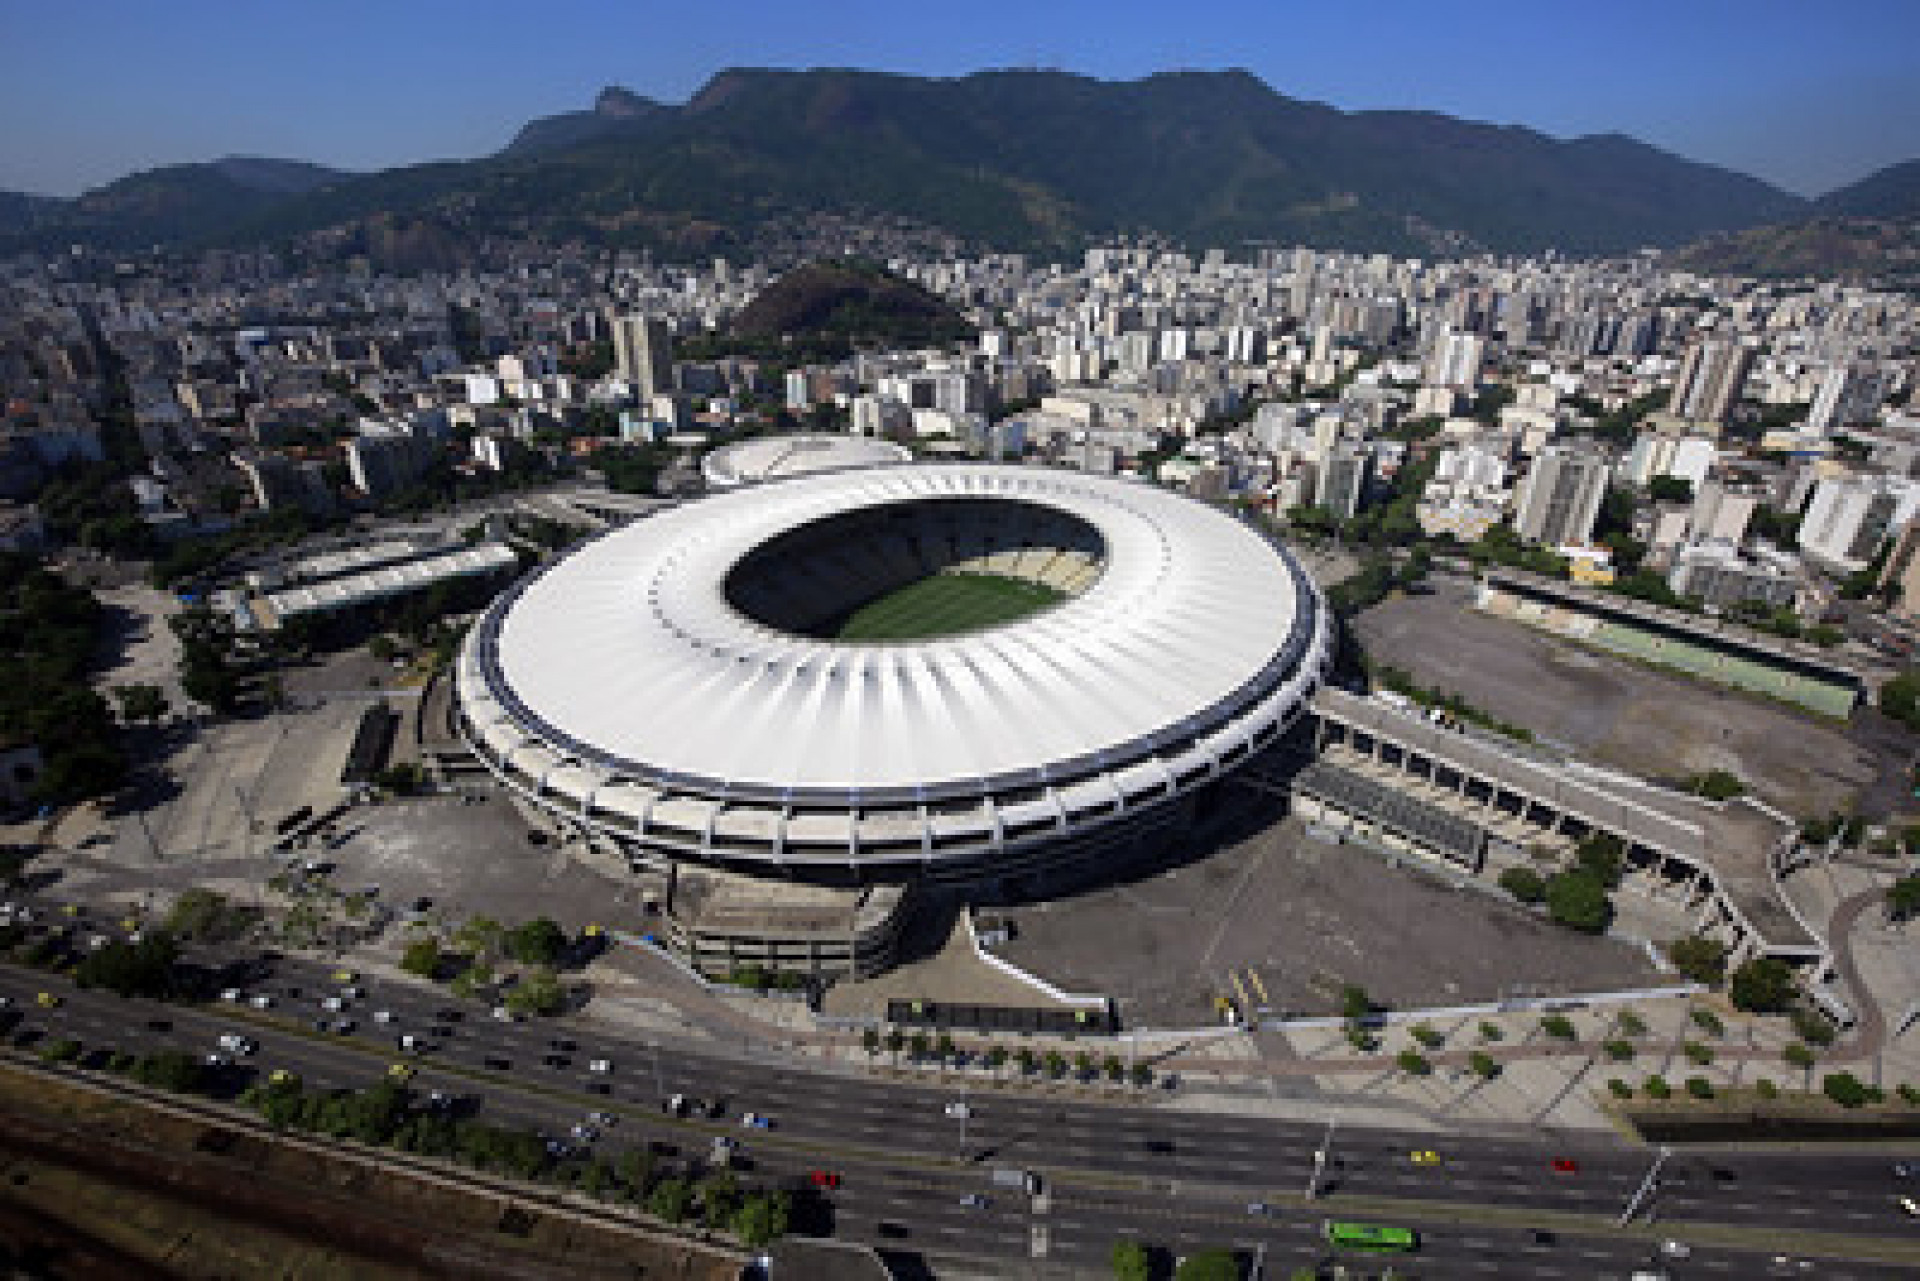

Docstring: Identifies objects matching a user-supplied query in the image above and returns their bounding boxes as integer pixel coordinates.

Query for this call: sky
[3,0,1918,200]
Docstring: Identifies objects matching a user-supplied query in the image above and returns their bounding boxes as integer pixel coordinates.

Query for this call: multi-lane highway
[3,896,1918,1278]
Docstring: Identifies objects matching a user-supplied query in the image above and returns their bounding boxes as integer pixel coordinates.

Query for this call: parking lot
[1353,578,1883,817]
[309,794,652,936]
[994,813,1662,1027]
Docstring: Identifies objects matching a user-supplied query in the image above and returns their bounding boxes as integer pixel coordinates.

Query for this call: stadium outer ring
[454,462,1333,882]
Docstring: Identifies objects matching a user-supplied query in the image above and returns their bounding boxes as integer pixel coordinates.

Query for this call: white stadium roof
[701,432,914,489]
[463,464,1326,817]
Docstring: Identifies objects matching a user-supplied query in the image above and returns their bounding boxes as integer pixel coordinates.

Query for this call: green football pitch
[836,572,1068,641]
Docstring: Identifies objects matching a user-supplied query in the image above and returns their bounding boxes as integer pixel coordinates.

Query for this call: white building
[1798,471,1920,573]
[1513,441,1610,547]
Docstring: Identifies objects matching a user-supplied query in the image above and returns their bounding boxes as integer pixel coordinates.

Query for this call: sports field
[836,572,1067,641]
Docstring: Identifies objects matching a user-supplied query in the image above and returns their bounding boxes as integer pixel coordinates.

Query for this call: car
[491,1006,517,1023]
[960,1194,990,1210]
[570,1123,599,1143]
[205,1052,231,1067]
[808,1170,841,1188]
[543,1054,571,1068]
[429,1024,453,1038]
[248,994,274,1009]
[1245,1202,1271,1216]
[1901,1196,1920,1218]
[665,1094,689,1116]
[373,1010,395,1024]
[145,1017,170,1032]
[588,1111,616,1127]
[343,985,366,999]
[331,1018,356,1034]
[217,1034,256,1055]
[220,987,243,1002]
[549,1037,577,1051]
[483,1056,511,1070]
[0,996,11,1010]
[741,1112,772,1130]
[320,996,344,1012]
[35,992,60,1009]
[1660,1241,1693,1259]
[944,1101,972,1119]
[1410,1149,1441,1166]
[268,1069,298,1086]
[331,969,357,984]
[411,897,433,913]
[586,1081,612,1096]
[387,1062,415,1082]
[1550,1158,1579,1174]
[1895,1161,1915,1179]
[436,1008,463,1023]
[398,1034,422,1051]
[588,1058,612,1073]
[1530,1229,1557,1246]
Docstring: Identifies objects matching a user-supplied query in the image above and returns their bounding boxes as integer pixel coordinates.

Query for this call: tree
[1783,1042,1817,1071]
[1604,1040,1635,1062]
[648,1177,693,1223]
[1540,1014,1577,1041]
[1880,671,1920,732]
[73,933,180,998]
[1644,1076,1672,1100]
[1688,770,1745,802]
[1409,1022,1443,1049]
[1685,1076,1714,1100]
[1173,1248,1240,1281]
[733,1191,790,1248]
[111,683,169,726]
[1888,875,1920,922]
[1498,866,1546,904]
[401,936,443,979]
[505,965,565,1017]
[165,888,250,942]
[1340,985,1374,1021]
[1112,1239,1153,1281]
[1469,1051,1500,1079]
[1573,834,1626,888]
[1667,936,1729,986]
[505,917,567,966]
[861,1028,880,1058]
[1545,870,1612,933]
[1824,1072,1872,1109]
[1729,958,1795,1013]
[1648,475,1694,504]
[1396,1049,1433,1076]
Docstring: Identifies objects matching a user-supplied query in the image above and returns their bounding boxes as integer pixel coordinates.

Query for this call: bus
[1325,1220,1418,1252]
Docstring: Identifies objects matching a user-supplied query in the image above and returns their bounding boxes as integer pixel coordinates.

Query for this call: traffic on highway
[3,888,1917,1278]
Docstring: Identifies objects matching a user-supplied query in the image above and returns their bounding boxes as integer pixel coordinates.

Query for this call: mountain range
[2,68,1915,265]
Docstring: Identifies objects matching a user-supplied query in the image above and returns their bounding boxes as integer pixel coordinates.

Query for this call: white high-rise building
[1807,364,1889,436]
[609,313,673,399]
[1798,472,1920,573]
[1513,441,1611,547]
[1425,329,1485,390]
[1669,338,1754,426]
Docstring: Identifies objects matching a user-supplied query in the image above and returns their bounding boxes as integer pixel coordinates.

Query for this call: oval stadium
[454,462,1332,905]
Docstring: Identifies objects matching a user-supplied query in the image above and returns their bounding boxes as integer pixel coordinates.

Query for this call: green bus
[1325,1220,1418,1252]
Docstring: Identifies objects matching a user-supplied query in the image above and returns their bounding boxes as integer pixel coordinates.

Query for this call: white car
[944,1101,972,1119]
[249,994,273,1009]
[221,988,243,1002]
[373,1010,395,1024]
[588,1058,612,1074]
[217,1034,256,1055]
[321,996,345,1012]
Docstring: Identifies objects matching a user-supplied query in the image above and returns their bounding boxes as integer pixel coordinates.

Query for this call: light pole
[1306,1114,1338,1200]
[1619,1145,1672,1226]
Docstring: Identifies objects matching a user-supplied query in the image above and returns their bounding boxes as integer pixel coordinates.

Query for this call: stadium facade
[454,462,1332,976]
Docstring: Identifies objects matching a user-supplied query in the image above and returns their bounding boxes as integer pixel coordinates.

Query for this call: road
[2,897,1918,1278]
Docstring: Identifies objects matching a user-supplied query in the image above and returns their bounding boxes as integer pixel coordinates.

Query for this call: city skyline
[3,0,1918,200]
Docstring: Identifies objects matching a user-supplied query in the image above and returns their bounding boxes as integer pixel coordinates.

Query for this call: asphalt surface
[3,896,1919,1279]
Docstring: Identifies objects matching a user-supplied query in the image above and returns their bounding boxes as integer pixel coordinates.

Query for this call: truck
[991,1168,1040,1195]
[710,1135,737,1168]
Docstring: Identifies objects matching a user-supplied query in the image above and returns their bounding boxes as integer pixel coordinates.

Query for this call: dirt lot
[996,813,1662,1026]
[1353,578,1887,818]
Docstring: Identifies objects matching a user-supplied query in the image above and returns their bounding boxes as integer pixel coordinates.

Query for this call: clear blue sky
[4,0,1917,199]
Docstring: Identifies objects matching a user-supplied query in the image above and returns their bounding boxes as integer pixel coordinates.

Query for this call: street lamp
[1306,1114,1338,1200]
[1619,1145,1672,1226]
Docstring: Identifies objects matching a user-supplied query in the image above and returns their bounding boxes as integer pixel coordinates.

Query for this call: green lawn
[836,572,1067,641]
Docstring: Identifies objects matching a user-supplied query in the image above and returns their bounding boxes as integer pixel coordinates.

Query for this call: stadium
[453,461,1331,969]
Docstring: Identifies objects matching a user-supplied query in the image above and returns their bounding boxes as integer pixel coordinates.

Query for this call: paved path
[1827,888,1893,1064]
